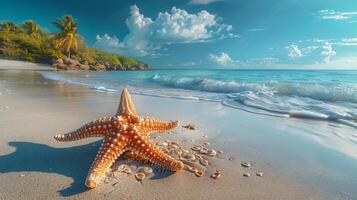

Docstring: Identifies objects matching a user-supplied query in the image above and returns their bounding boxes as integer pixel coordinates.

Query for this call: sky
[1,0,357,69]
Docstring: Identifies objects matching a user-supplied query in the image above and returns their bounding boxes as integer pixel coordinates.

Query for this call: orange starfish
[54,88,184,189]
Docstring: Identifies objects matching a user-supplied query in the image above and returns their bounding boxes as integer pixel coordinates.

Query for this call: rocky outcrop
[51,58,150,71]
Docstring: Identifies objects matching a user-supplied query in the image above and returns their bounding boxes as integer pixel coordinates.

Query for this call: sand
[0,59,55,71]
[0,69,356,200]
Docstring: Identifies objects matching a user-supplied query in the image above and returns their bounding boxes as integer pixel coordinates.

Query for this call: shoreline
[0,59,55,71]
[0,69,356,199]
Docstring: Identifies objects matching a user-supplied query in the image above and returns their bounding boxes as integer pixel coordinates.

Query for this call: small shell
[203,142,210,146]
[207,149,217,157]
[186,165,198,173]
[191,146,201,151]
[183,124,196,130]
[115,164,127,172]
[161,141,168,147]
[123,166,132,174]
[243,173,250,177]
[199,158,209,166]
[138,166,153,175]
[199,147,209,154]
[182,154,196,161]
[194,170,204,177]
[217,150,224,154]
[211,170,222,179]
[241,162,251,168]
[256,172,263,177]
[182,149,189,154]
[135,173,145,181]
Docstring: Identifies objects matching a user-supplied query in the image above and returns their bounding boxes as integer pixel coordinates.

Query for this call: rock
[256,172,263,177]
[55,58,63,64]
[64,58,71,65]
[94,64,106,71]
[243,173,250,177]
[78,64,90,70]
[83,60,89,65]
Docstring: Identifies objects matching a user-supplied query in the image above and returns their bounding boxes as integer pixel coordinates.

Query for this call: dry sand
[0,70,355,200]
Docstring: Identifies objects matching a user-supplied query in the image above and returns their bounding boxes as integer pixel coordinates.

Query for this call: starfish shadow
[0,141,101,197]
[0,141,177,197]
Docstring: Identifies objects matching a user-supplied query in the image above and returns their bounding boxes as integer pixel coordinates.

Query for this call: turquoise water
[40,69,357,128]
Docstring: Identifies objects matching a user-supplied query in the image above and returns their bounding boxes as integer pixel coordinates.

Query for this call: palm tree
[0,21,19,32]
[52,15,83,58]
[21,20,41,36]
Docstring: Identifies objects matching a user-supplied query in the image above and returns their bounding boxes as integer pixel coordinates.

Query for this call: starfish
[54,88,184,189]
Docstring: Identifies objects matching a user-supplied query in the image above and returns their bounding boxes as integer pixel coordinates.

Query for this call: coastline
[0,69,356,199]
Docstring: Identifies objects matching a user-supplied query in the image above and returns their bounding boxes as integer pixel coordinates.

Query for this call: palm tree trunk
[68,50,71,59]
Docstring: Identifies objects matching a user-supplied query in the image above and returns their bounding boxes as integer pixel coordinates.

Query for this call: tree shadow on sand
[0,141,175,197]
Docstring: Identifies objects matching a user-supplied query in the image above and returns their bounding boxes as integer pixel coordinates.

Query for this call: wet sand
[0,69,356,200]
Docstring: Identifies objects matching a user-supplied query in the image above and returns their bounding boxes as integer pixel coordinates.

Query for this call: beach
[0,61,356,200]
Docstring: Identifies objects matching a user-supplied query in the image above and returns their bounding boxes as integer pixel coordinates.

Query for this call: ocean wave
[39,71,357,128]
[150,74,357,103]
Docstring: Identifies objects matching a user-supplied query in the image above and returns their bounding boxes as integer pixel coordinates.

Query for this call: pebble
[20,174,25,177]
[243,173,250,177]
[217,150,224,154]
[256,172,263,177]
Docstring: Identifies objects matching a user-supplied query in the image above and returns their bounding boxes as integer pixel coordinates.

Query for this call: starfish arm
[54,117,115,142]
[138,117,179,135]
[129,132,184,172]
[85,134,128,189]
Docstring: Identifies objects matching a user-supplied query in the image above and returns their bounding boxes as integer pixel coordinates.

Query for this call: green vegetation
[0,16,148,70]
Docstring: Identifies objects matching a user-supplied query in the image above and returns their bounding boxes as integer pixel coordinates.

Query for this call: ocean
[40,69,357,129]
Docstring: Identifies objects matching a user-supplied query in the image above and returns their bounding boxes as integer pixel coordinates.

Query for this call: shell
[122,166,132,174]
[182,153,196,161]
[199,147,209,154]
[199,158,209,166]
[217,150,224,154]
[194,170,204,177]
[256,172,263,177]
[138,166,153,175]
[243,173,250,177]
[186,165,198,173]
[191,146,201,151]
[211,170,222,179]
[241,162,251,168]
[135,173,145,181]
[207,149,217,157]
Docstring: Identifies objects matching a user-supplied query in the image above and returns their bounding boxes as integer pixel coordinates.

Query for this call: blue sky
[1,0,357,69]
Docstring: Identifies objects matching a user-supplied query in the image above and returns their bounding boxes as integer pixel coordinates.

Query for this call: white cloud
[189,0,221,5]
[286,44,303,58]
[95,5,236,56]
[247,28,264,32]
[285,41,336,64]
[320,42,336,64]
[318,9,357,21]
[209,52,237,66]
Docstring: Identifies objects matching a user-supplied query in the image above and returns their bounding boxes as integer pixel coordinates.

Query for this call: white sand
[0,59,54,71]
[0,70,355,200]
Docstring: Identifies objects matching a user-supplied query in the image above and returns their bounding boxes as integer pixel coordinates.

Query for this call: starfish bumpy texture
[54,88,184,189]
